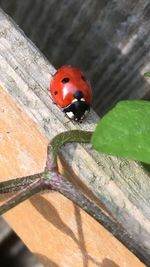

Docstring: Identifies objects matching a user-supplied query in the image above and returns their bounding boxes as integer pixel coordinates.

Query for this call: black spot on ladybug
[62,77,70,83]
[54,91,58,95]
[81,75,86,81]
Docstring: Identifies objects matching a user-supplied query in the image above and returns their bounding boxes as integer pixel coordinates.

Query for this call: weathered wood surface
[0,9,150,265]
[1,0,150,116]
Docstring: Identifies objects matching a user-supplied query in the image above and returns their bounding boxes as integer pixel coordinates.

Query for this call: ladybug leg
[77,108,90,123]
[63,106,75,120]
[63,105,72,113]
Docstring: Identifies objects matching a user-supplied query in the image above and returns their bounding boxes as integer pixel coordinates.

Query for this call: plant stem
[0,178,44,215]
[0,173,43,194]
[46,130,92,169]
[47,173,145,260]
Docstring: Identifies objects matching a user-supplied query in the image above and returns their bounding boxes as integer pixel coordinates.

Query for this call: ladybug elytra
[50,66,92,122]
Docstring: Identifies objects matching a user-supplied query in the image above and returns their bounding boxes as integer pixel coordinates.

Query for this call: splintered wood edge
[0,9,149,263]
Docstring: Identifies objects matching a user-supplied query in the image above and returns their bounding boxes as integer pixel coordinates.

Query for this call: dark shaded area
[0,227,41,267]
[142,163,150,173]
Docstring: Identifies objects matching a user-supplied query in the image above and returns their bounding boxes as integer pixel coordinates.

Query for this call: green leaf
[91,100,150,164]
[144,72,150,78]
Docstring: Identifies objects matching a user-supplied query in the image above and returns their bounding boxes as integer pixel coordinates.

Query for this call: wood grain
[0,9,150,266]
[0,85,145,267]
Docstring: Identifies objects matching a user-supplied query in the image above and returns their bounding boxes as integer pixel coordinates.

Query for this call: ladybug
[50,65,92,122]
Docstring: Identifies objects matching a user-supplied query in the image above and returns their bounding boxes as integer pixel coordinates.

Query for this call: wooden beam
[0,84,145,267]
[0,9,149,266]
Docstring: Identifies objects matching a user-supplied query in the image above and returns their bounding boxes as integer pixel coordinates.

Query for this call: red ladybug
[50,65,92,121]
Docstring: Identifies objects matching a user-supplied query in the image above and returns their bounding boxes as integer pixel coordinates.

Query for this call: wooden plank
[0,9,150,265]
[0,85,145,267]
[0,86,48,180]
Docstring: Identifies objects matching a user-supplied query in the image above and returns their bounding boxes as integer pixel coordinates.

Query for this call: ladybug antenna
[73,91,84,100]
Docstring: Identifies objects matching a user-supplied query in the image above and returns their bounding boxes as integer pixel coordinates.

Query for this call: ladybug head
[63,90,90,122]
